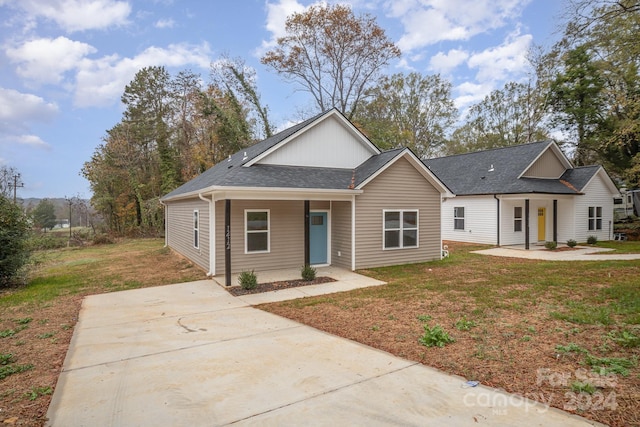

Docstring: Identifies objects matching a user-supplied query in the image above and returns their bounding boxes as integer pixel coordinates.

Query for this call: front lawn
[261,242,640,427]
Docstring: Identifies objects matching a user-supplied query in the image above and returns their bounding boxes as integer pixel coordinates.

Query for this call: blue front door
[309,212,328,264]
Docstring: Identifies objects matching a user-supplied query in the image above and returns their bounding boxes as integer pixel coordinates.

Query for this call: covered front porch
[198,188,360,285]
[212,265,386,304]
[497,194,575,249]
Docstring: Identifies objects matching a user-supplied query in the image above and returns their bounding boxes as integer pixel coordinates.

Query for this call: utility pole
[65,196,73,241]
[10,174,24,204]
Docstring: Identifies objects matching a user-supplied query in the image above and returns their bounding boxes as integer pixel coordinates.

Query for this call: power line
[9,174,24,204]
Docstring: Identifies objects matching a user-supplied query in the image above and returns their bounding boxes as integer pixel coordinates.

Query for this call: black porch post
[553,199,558,243]
[225,199,231,286]
[304,200,310,266]
[525,199,530,250]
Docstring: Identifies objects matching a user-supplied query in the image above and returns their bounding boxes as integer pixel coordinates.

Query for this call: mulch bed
[226,276,336,296]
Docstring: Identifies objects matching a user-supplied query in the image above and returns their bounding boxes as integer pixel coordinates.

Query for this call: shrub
[238,270,258,290]
[0,196,31,287]
[27,233,66,251]
[544,241,558,250]
[566,239,577,248]
[301,264,316,281]
[418,324,455,348]
[587,235,598,245]
[93,234,114,245]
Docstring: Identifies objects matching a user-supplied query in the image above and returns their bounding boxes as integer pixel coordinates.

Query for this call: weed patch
[23,386,53,401]
[586,354,637,377]
[419,324,455,348]
[455,317,477,331]
[608,329,640,348]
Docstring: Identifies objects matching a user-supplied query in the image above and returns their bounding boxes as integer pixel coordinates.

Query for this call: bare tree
[261,4,400,119]
[0,165,20,200]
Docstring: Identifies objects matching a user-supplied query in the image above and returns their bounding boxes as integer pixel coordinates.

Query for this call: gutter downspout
[494,195,500,246]
[198,193,214,276]
[159,200,168,248]
[351,194,356,271]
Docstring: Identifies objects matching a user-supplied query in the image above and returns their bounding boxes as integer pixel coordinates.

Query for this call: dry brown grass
[262,242,640,427]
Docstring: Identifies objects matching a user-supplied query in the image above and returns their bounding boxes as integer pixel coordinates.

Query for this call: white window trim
[245,209,270,254]
[453,206,465,231]
[193,210,199,249]
[514,206,523,232]
[382,209,419,250]
[588,206,602,231]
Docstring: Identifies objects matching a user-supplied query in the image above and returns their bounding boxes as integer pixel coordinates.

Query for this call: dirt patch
[226,277,336,296]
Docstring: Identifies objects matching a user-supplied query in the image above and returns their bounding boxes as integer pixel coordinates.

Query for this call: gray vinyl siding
[523,148,566,178]
[331,201,352,269]
[311,201,330,210]
[355,157,441,269]
[214,200,305,274]
[166,198,210,272]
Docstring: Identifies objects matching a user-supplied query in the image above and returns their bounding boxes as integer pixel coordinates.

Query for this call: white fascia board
[496,193,576,201]
[162,186,361,203]
[517,142,573,179]
[211,187,362,202]
[244,109,380,167]
[356,149,454,197]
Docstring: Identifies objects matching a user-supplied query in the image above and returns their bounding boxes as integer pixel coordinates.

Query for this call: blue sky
[0,0,565,199]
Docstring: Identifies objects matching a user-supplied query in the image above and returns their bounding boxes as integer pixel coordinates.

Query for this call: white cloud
[74,42,212,107]
[454,81,494,110]
[13,134,50,148]
[155,18,175,29]
[265,0,306,39]
[257,0,307,54]
[6,37,96,85]
[384,0,530,52]
[11,0,131,32]
[429,49,469,74]
[0,87,58,125]
[0,88,57,149]
[467,33,532,83]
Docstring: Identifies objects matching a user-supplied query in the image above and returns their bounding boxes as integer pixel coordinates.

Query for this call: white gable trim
[581,166,620,195]
[518,142,573,179]
[243,109,380,167]
[356,149,454,197]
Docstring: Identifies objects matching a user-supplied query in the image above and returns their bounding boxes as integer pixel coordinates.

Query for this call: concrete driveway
[47,279,602,426]
[473,245,640,261]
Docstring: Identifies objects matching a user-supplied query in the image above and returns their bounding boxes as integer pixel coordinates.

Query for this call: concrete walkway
[47,275,602,426]
[473,245,640,261]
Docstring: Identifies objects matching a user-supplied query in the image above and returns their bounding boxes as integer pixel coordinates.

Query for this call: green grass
[1,239,204,307]
[592,240,640,253]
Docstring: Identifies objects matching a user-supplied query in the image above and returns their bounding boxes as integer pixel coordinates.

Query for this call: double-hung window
[588,206,602,231]
[384,210,418,249]
[193,210,199,249]
[245,210,270,253]
[454,207,465,230]
[514,207,523,232]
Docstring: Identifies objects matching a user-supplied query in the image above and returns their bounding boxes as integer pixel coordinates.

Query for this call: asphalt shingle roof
[424,141,598,196]
[161,110,405,200]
